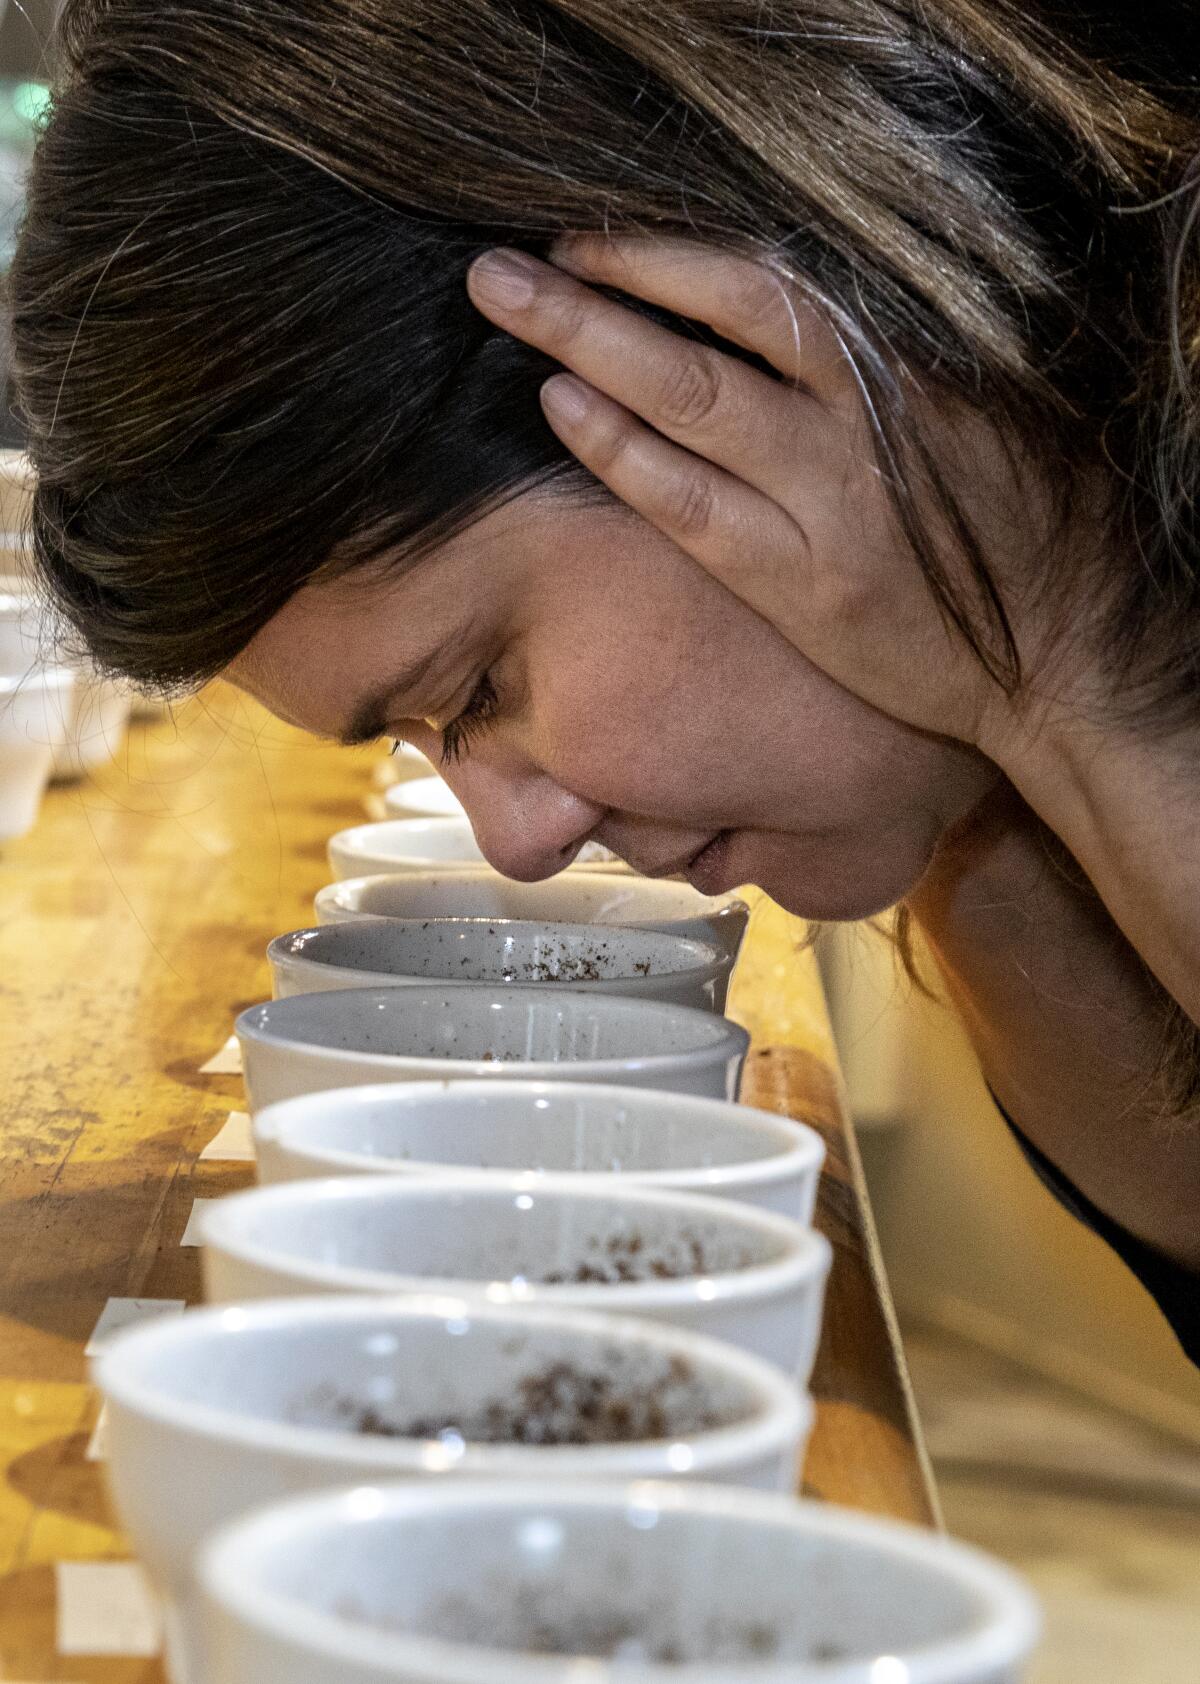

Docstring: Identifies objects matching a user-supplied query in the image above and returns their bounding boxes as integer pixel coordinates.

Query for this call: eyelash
[439,672,500,765]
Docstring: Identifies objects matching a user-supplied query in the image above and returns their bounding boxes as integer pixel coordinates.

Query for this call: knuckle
[657,349,723,430]
[553,232,606,270]
[584,407,640,481]
[813,558,872,631]
[545,285,593,348]
[665,468,717,538]
[722,264,785,333]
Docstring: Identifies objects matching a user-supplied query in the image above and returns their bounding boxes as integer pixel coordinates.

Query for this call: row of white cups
[89,749,1042,1682]
[0,454,138,836]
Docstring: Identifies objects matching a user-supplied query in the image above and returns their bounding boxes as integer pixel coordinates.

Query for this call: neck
[988,702,1200,1031]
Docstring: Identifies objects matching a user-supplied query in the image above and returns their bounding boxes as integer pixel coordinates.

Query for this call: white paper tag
[179,1198,219,1247]
[198,1110,255,1163]
[84,1297,186,1357]
[85,1404,109,1463]
[55,1561,162,1656]
[199,1034,242,1076]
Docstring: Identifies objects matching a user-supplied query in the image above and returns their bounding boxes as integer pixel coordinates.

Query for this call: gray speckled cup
[267,918,733,1013]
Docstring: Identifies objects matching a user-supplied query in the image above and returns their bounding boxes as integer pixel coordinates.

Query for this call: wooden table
[0,687,937,1681]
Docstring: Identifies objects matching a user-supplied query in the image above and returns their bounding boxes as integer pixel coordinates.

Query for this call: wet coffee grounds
[500,954,605,982]
[542,1229,724,1285]
[373,1583,821,1664]
[308,1354,731,1446]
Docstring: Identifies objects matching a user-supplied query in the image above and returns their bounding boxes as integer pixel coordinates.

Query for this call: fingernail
[540,374,593,426]
[469,248,539,309]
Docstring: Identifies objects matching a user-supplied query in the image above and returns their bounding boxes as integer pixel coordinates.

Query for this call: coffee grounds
[313,1354,730,1446]
[393,1585,801,1663]
[500,955,605,982]
[542,1229,717,1285]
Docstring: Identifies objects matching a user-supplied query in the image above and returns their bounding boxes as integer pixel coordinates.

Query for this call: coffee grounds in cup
[541,1228,748,1285]
[291,1353,739,1446]
[355,1585,833,1664]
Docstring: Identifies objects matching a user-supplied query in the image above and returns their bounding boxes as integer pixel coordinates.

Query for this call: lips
[618,833,724,881]
[684,830,736,895]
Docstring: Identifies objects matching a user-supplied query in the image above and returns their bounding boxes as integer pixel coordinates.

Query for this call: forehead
[223,492,577,732]
[230,562,401,700]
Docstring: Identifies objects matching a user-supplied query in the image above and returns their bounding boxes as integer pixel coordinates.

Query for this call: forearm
[906,782,1200,1269]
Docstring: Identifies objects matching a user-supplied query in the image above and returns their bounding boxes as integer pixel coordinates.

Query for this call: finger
[549,233,856,404]
[467,247,821,508]
[538,371,814,634]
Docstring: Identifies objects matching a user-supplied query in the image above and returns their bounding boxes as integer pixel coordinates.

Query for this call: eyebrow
[336,645,444,747]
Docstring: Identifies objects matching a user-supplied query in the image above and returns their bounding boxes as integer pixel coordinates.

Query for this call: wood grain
[0,687,935,1680]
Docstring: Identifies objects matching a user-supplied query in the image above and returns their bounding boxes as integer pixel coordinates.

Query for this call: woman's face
[229,490,998,919]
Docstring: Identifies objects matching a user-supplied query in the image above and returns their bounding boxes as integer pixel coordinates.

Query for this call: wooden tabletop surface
[0,685,937,1681]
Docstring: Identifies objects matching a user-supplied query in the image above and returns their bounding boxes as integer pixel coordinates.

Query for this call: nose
[406,731,605,881]
[471,780,605,880]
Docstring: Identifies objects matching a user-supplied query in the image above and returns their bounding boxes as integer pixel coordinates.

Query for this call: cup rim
[328,816,484,871]
[383,774,466,813]
[199,1172,832,1310]
[235,985,751,1082]
[252,1079,825,1193]
[94,1294,810,1480]
[328,819,629,875]
[267,918,732,990]
[387,773,460,794]
[314,872,749,925]
[338,816,479,841]
[198,1478,1042,1684]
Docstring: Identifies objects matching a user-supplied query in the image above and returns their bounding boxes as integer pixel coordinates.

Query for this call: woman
[10,0,1200,1358]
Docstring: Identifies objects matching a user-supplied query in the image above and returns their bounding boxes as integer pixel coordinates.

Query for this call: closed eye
[440,672,500,765]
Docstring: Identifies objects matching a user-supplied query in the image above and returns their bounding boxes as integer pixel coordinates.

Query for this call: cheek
[510,553,978,833]
[781,699,930,814]
[527,671,720,812]
[512,613,734,814]
[515,617,939,826]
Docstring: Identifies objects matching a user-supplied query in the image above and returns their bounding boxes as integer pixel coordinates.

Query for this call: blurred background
[1,1,1197,1677]
[0,0,52,446]
[818,919,1200,1683]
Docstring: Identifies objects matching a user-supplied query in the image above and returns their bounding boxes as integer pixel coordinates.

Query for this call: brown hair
[9,0,1200,717]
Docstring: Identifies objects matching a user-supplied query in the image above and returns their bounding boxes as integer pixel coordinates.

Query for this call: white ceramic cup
[382,774,466,819]
[201,1174,831,1379]
[314,871,749,1010]
[314,870,749,960]
[98,1297,810,1684]
[199,1479,1042,1684]
[372,743,436,789]
[0,580,45,672]
[328,818,623,880]
[0,667,76,840]
[252,1080,825,1224]
[266,918,733,1014]
[236,985,751,1110]
[0,576,131,779]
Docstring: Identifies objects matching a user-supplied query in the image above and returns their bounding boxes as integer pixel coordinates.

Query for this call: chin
[746,829,938,923]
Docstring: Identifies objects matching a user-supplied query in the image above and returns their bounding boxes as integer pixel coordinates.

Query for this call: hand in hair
[466,235,1062,760]
[465,235,1200,1053]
